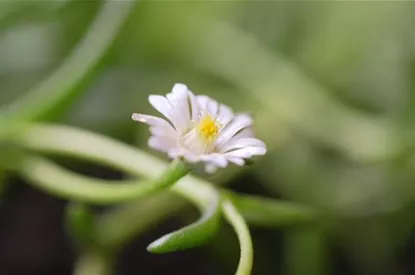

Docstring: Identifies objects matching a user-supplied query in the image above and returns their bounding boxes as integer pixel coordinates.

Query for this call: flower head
[132,83,266,173]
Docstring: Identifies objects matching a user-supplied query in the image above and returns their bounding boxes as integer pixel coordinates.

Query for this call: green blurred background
[1,1,415,274]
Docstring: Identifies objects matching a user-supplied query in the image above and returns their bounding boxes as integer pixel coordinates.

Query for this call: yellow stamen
[198,115,219,141]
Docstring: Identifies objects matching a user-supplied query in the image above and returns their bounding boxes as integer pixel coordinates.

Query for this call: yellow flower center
[198,115,219,141]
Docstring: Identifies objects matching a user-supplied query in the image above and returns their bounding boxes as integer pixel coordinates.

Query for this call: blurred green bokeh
[2,1,415,275]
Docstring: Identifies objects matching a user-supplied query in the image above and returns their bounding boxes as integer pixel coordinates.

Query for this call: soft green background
[1,1,415,275]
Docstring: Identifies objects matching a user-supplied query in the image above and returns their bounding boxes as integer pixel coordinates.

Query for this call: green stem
[14,123,224,255]
[65,202,96,246]
[222,199,253,275]
[17,155,189,204]
[147,193,222,253]
[0,0,136,120]
[14,123,217,207]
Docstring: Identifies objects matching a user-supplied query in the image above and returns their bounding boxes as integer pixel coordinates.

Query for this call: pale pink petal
[219,137,266,153]
[207,99,219,117]
[148,136,176,152]
[132,113,171,128]
[166,83,190,126]
[201,154,228,167]
[216,114,253,147]
[197,95,209,111]
[225,147,266,158]
[217,104,234,128]
[132,113,176,137]
[197,95,219,117]
[167,148,183,159]
[227,157,245,166]
[188,90,200,121]
[182,152,201,163]
[149,126,175,137]
[148,95,186,132]
[232,128,254,139]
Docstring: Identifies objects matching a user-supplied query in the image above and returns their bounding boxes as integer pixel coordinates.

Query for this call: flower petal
[232,128,254,139]
[132,113,169,127]
[182,152,201,163]
[219,137,266,153]
[201,154,228,167]
[196,95,209,110]
[148,95,186,132]
[216,114,253,147]
[137,84,266,172]
[148,136,176,152]
[197,95,219,117]
[167,148,182,159]
[149,126,172,137]
[227,157,245,166]
[217,104,234,128]
[225,146,266,158]
[166,83,190,126]
[188,90,200,121]
[132,113,176,137]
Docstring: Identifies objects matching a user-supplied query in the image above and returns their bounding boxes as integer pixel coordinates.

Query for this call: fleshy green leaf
[147,193,222,253]
[12,123,248,274]
[17,156,189,204]
[222,198,253,275]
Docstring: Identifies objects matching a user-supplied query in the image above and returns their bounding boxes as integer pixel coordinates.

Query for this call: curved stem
[14,123,223,252]
[147,193,221,253]
[0,0,136,120]
[96,192,184,248]
[14,150,221,254]
[13,123,167,175]
[12,123,246,272]
[14,123,217,207]
[65,202,96,246]
[17,155,189,204]
[222,199,253,275]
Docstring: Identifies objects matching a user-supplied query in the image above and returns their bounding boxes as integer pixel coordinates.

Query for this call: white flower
[132,83,266,173]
